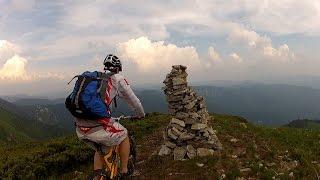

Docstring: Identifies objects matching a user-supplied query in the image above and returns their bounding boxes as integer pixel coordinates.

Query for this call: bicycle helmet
[103,54,122,72]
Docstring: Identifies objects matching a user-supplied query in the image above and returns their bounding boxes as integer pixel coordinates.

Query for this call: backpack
[65,71,112,120]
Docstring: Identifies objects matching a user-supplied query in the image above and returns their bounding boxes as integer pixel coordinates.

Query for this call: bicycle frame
[103,145,120,179]
[87,116,136,180]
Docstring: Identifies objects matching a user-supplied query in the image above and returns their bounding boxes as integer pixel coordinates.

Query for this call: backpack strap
[97,72,113,104]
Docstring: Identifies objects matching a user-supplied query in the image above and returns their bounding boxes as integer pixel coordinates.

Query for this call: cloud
[0,40,63,82]
[228,27,295,61]
[10,0,35,11]
[230,53,242,63]
[208,46,221,63]
[116,36,201,73]
[0,55,28,80]
[0,40,20,62]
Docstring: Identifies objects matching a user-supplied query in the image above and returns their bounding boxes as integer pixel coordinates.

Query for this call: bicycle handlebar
[112,115,133,122]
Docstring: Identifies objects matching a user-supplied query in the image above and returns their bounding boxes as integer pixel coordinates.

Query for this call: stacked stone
[158,65,222,160]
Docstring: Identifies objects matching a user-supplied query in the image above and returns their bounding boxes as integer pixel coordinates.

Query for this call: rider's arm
[117,75,145,118]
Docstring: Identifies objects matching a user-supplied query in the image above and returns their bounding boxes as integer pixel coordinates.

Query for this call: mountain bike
[86,116,137,180]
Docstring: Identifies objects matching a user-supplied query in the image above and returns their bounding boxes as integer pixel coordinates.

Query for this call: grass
[0,108,31,143]
[1,112,320,179]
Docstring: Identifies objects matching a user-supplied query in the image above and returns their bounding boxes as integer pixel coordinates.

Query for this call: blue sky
[0,0,319,96]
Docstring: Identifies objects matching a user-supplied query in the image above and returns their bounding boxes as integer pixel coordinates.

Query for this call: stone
[172,77,186,86]
[289,172,294,177]
[240,168,251,172]
[172,65,187,70]
[230,138,239,143]
[173,147,187,160]
[197,148,214,157]
[206,127,215,135]
[169,123,184,131]
[170,118,185,127]
[171,127,183,136]
[196,163,204,167]
[167,129,178,140]
[176,112,189,119]
[203,131,210,138]
[164,141,177,149]
[159,145,171,156]
[266,162,276,167]
[186,145,196,159]
[191,123,207,130]
[185,100,196,109]
[184,118,197,125]
[190,112,200,119]
[179,132,196,141]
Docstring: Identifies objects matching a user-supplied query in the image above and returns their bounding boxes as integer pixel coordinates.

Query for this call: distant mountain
[0,108,31,143]
[19,103,74,131]
[194,84,320,125]
[284,119,320,130]
[5,83,320,127]
[109,84,320,126]
[0,98,72,143]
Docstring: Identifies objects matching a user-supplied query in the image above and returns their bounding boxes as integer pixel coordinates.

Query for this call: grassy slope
[1,113,319,179]
[0,108,31,143]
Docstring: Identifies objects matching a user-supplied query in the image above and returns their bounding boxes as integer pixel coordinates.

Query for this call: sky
[0,0,320,96]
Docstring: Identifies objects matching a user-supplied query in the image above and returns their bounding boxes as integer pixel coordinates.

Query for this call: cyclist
[75,54,145,177]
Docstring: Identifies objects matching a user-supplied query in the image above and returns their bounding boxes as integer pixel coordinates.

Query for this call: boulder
[165,141,177,149]
[170,118,185,127]
[167,129,178,140]
[173,147,187,160]
[179,132,196,141]
[159,145,171,156]
[191,123,207,130]
[186,145,196,159]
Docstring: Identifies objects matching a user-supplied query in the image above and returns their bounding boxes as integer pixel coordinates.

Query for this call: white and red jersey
[105,73,145,117]
[75,73,145,127]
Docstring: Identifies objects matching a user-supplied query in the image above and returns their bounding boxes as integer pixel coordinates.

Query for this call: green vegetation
[0,108,31,143]
[0,136,93,179]
[1,113,319,179]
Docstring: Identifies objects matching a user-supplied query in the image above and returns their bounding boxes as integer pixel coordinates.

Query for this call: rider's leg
[119,135,130,173]
[94,151,105,170]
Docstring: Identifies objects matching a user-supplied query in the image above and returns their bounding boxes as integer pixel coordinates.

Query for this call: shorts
[76,121,128,149]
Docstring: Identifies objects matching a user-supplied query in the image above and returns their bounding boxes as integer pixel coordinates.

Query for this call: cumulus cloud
[208,46,221,63]
[116,36,201,72]
[0,40,63,82]
[0,55,28,80]
[228,27,295,61]
[0,40,20,61]
[230,53,242,63]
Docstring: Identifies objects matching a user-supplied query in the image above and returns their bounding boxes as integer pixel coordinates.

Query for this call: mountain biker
[75,54,145,177]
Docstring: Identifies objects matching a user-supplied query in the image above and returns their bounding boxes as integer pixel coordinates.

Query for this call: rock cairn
[158,65,222,160]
